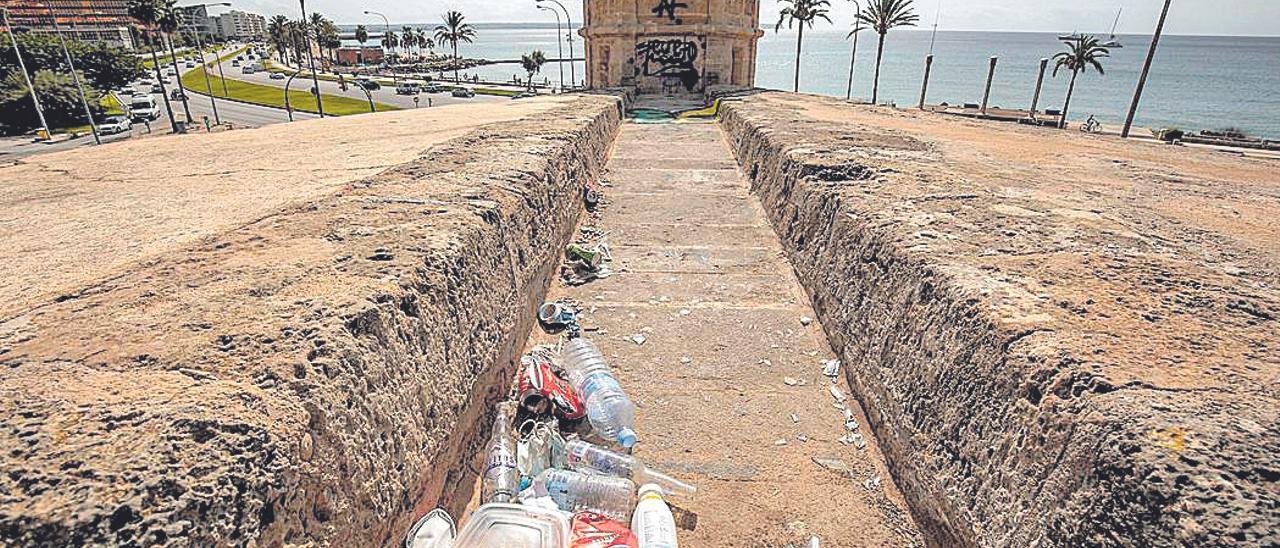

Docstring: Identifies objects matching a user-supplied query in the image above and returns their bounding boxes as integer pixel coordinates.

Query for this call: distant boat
[1057,7,1125,48]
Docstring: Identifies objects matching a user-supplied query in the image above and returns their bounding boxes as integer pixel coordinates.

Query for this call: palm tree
[268,15,290,64]
[307,13,329,66]
[845,1,865,101]
[355,24,369,48]
[154,0,193,122]
[434,10,476,83]
[857,0,919,104]
[521,50,547,90]
[775,0,832,92]
[126,0,177,132]
[383,30,399,62]
[402,27,418,60]
[1053,35,1109,129]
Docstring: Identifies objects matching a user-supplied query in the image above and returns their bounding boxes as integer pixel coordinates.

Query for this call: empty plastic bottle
[565,440,697,497]
[481,412,518,503]
[532,468,637,522]
[560,338,638,448]
[631,484,679,548]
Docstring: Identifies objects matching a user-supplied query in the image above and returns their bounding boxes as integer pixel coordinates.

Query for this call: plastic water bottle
[532,468,637,522]
[631,484,679,548]
[565,440,697,497]
[561,338,638,448]
[481,412,518,503]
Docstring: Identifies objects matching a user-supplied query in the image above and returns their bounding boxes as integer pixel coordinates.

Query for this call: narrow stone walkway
[537,121,922,546]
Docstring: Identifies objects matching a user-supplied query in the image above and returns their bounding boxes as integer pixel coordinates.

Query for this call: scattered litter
[678,308,691,316]
[863,476,883,491]
[843,408,860,431]
[839,433,867,449]
[795,434,808,443]
[759,358,773,367]
[629,334,647,346]
[774,438,789,446]
[679,356,692,364]
[404,507,456,548]
[790,413,800,424]
[809,536,821,548]
[828,385,848,403]
[783,377,805,387]
[538,302,579,333]
[800,316,813,326]
[821,359,841,378]
[811,456,854,478]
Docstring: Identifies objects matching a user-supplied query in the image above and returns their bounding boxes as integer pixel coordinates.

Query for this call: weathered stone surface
[720,92,1278,547]
[0,95,621,546]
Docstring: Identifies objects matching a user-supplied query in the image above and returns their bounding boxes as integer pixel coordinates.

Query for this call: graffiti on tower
[651,0,688,23]
[635,38,701,91]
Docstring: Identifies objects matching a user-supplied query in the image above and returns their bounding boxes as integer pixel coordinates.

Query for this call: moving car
[269,72,286,80]
[395,82,420,95]
[241,65,256,74]
[150,83,164,93]
[422,83,445,93]
[185,62,196,68]
[451,87,475,98]
[129,95,160,121]
[231,60,241,67]
[99,115,132,135]
[355,79,380,91]
[170,88,187,101]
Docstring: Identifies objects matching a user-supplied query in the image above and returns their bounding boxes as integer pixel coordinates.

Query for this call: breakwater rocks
[0,96,621,545]
[720,92,1278,547]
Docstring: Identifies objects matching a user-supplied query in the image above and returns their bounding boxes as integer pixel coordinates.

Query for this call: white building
[214,10,267,41]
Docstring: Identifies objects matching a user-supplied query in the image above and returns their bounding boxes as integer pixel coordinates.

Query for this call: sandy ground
[0,96,576,320]
[510,121,923,546]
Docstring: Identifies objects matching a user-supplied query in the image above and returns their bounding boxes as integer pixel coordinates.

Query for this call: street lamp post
[363,10,396,84]
[298,0,324,117]
[537,5,564,91]
[283,69,301,121]
[45,4,100,144]
[537,0,574,89]
[1122,0,1172,138]
[180,2,231,126]
[1,7,52,140]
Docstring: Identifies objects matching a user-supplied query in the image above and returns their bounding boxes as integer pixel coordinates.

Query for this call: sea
[347,23,1280,139]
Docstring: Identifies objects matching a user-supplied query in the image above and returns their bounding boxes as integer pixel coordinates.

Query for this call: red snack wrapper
[519,353,587,421]
[570,512,638,548]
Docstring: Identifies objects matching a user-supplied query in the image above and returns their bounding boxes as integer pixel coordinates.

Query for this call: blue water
[345,24,1280,138]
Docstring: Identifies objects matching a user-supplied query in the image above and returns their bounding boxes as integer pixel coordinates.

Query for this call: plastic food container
[453,503,571,548]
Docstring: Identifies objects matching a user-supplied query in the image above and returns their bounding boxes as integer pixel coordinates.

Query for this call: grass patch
[262,59,524,97]
[180,66,399,116]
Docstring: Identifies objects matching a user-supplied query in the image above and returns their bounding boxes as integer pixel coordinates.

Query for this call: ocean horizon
[340,23,1280,139]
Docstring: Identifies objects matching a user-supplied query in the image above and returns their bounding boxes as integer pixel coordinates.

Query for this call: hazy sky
[222,1,1278,37]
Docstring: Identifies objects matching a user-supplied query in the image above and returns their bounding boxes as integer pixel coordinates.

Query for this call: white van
[129,95,160,121]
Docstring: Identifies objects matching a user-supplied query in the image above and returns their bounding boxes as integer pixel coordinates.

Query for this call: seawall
[0,96,622,545]
[720,92,1278,546]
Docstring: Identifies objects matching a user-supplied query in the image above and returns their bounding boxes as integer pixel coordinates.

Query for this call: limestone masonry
[582,0,763,94]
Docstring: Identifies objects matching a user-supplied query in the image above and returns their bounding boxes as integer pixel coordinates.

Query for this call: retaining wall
[0,96,622,546]
[720,92,1278,547]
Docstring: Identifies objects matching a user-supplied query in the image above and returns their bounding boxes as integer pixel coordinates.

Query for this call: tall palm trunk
[453,42,459,83]
[1060,69,1079,129]
[165,33,192,122]
[871,32,886,104]
[792,24,804,92]
[146,35,178,132]
[846,31,859,101]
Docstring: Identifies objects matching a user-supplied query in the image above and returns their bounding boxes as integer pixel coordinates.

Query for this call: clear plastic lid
[453,503,571,548]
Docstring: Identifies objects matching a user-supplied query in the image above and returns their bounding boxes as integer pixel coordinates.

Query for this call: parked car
[170,88,187,101]
[395,82,420,95]
[150,83,164,93]
[269,72,286,80]
[451,87,475,98]
[355,79,380,91]
[185,62,196,68]
[231,60,241,67]
[99,115,132,135]
[423,83,445,93]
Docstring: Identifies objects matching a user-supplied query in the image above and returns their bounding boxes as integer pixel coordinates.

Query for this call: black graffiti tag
[651,0,688,22]
[636,39,700,91]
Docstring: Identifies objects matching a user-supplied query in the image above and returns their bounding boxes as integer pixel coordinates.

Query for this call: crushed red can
[518,353,586,422]
[569,512,638,548]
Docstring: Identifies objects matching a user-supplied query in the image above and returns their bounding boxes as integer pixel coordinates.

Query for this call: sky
[218,1,1280,37]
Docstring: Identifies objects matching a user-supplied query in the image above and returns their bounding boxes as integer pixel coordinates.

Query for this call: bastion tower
[581,0,763,95]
